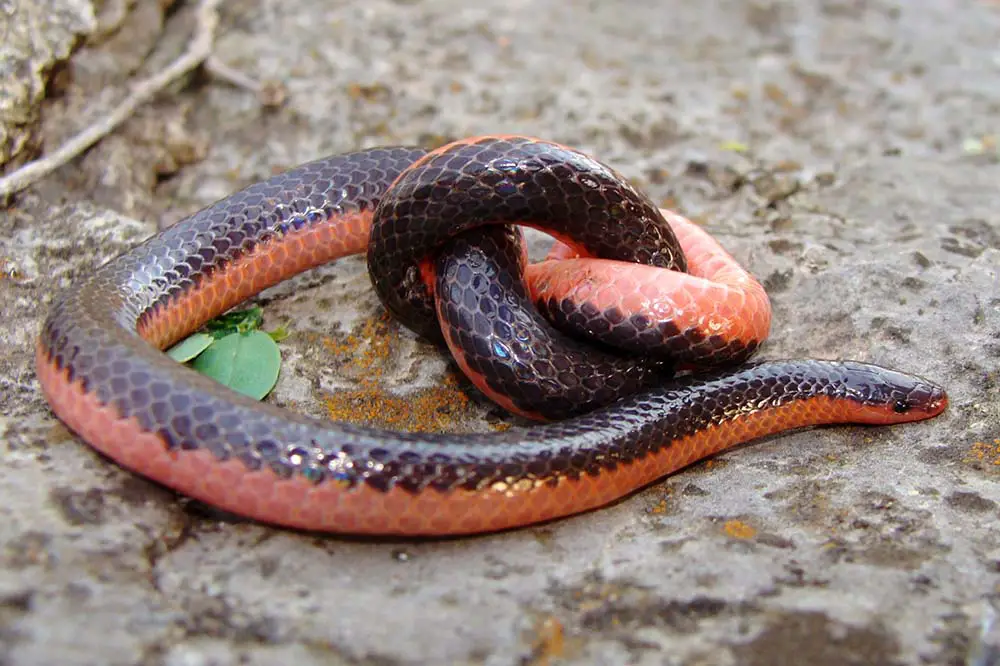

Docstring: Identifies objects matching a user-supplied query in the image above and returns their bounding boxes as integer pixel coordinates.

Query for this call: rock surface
[0,0,998,664]
[0,0,95,167]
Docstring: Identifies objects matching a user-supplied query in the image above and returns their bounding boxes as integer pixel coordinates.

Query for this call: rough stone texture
[1,0,998,665]
[0,0,95,166]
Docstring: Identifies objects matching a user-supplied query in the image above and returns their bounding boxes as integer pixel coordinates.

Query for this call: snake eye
[893,400,911,414]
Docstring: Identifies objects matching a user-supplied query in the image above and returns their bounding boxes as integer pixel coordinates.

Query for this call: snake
[35,135,947,536]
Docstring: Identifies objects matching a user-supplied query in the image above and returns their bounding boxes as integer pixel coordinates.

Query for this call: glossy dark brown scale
[434,225,670,419]
[368,135,686,340]
[35,136,948,535]
[536,298,760,368]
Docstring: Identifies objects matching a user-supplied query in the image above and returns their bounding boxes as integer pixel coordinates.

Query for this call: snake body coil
[36,136,947,535]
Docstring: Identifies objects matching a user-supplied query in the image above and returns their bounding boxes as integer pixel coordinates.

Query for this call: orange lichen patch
[646,486,674,515]
[648,497,670,515]
[723,519,757,540]
[323,375,474,433]
[525,615,566,666]
[965,439,1000,467]
[321,311,399,381]
[320,314,511,432]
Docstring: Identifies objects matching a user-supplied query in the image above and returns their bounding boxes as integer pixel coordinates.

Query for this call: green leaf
[205,307,264,338]
[267,326,290,342]
[165,332,214,362]
[190,331,282,400]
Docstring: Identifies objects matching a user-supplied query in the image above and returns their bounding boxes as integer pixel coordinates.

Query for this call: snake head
[838,361,948,424]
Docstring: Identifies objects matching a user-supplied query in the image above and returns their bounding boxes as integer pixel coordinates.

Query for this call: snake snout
[835,361,948,423]
[866,365,948,421]
[893,381,948,418]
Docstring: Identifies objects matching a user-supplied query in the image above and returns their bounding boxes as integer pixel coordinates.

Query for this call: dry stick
[205,55,287,108]
[0,0,222,201]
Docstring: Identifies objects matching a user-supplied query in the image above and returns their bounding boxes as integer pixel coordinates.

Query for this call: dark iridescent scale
[38,140,944,496]
[536,299,761,367]
[434,225,671,418]
[368,136,687,340]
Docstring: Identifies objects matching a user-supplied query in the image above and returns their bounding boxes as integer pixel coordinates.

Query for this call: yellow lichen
[527,615,566,666]
[647,486,674,515]
[723,519,757,540]
[965,439,1000,466]
[320,313,509,433]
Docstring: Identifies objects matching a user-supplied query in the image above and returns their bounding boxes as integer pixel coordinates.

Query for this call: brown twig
[205,55,288,108]
[0,0,222,201]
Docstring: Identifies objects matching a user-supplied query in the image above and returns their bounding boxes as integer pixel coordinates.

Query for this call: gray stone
[1,0,998,664]
[0,0,95,166]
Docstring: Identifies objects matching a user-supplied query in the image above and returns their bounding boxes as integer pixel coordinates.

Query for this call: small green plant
[166,306,288,400]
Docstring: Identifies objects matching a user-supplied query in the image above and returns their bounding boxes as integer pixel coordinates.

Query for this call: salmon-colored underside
[37,339,877,535]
